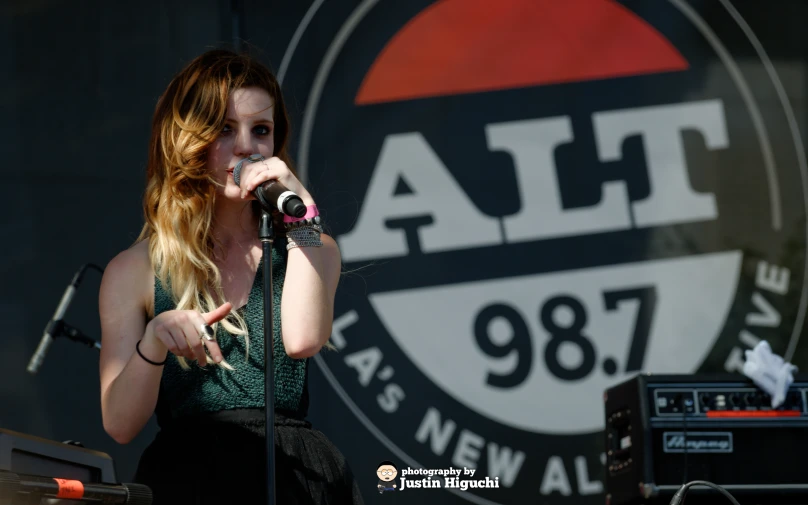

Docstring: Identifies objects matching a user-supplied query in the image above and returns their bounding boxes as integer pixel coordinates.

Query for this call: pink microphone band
[284,205,320,223]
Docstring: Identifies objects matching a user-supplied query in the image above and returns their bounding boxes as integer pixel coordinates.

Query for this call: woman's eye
[219,124,271,136]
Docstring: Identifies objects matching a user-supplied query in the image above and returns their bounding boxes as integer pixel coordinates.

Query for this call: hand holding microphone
[233,154,308,217]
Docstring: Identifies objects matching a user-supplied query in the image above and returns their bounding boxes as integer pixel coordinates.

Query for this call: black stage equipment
[604,373,808,505]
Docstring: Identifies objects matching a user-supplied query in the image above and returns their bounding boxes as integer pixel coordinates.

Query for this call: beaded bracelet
[285,217,323,231]
[287,223,324,250]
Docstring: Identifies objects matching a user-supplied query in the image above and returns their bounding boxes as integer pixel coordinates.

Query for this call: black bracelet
[136,339,167,366]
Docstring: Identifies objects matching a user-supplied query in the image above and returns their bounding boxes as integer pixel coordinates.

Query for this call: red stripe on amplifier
[705,410,802,418]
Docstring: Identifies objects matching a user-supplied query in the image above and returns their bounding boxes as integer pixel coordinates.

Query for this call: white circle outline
[277,1,808,502]
[715,0,808,361]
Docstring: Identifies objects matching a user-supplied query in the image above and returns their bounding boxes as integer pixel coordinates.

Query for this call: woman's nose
[234,128,255,156]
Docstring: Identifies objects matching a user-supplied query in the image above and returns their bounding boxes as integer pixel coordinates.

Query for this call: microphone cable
[80,263,105,277]
[669,480,741,505]
[671,395,740,505]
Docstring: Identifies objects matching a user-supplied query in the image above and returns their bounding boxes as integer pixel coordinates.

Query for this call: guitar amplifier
[604,374,808,505]
[0,427,117,484]
[0,428,152,504]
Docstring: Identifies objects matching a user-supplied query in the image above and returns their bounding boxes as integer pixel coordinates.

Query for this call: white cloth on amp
[742,340,798,408]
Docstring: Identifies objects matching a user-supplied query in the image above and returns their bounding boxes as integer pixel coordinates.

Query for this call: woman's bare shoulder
[100,239,154,317]
[106,239,151,277]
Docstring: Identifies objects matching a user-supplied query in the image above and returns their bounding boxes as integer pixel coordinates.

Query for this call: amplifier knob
[698,392,710,408]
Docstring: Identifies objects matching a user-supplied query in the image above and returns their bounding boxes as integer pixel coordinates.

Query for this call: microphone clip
[56,321,101,350]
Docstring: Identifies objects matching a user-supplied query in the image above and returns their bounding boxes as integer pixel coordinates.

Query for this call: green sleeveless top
[152,241,309,425]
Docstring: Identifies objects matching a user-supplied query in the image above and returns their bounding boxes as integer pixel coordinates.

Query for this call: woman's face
[207,86,275,199]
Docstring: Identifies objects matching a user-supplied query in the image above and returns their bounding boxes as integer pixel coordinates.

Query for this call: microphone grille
[233,161,244,186]
[233,154,265,186]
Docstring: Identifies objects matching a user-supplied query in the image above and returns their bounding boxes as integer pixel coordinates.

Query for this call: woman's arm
[98,241,166,444]
[98,240,233,444]
[280,233,342,358]
[235,156,342,358]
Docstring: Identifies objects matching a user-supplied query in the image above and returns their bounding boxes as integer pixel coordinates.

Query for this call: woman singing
[98,49,364,504]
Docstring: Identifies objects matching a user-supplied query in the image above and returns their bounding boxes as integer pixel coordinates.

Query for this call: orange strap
[53,478,84,499]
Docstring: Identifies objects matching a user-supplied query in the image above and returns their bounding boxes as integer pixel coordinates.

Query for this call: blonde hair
[137,49,294,369]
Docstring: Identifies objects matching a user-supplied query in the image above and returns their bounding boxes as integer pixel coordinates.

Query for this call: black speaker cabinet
[604,374,808,505]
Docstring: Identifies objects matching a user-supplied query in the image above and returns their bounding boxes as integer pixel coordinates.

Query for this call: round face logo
[377,462,398,482]
[282,0,807,503]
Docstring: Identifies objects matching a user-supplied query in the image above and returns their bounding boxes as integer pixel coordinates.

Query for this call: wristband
[284,204,319,223]
[136,339,167,366]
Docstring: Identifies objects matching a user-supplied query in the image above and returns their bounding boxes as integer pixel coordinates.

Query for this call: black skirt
[133,408,364,505]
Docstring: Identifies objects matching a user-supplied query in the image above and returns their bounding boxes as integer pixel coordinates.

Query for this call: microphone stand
[27,263,103,374]
[235,153,305,505]
[258,209,276,505]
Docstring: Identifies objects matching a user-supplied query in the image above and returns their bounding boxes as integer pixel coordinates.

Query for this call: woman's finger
[181,318,209,365]
[167,327,193,359]
[201,302,232,324]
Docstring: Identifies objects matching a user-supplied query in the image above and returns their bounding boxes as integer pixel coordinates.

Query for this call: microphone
[233,154,307,217]
[27,265,98,374]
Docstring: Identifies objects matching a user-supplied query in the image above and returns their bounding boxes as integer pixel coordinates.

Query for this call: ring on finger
[199,323,215,341]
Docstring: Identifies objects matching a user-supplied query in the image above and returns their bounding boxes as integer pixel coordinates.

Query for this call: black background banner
[1,1,807,504]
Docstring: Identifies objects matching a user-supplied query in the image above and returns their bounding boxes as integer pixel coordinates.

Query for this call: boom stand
[259,209,276,505]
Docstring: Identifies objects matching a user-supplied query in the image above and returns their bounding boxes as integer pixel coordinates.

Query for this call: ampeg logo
[281,0,807,503]
[663,432,734,453]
